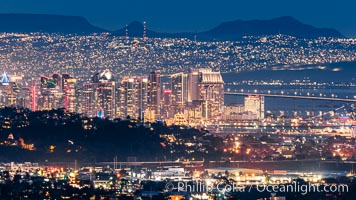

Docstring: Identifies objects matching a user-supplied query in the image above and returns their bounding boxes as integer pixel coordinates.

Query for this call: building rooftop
[200,72,224,84]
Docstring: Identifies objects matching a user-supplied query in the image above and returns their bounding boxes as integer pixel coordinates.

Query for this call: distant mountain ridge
[0,13,106,34]
[0,14,344,39]
[198,16,344,40]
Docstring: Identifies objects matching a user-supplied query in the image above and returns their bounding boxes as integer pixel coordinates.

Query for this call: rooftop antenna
[143,21,147,41]
[194,33,198,68]
[125,24,129,41]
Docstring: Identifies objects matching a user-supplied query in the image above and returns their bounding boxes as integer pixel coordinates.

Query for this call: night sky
[1,0,355,37]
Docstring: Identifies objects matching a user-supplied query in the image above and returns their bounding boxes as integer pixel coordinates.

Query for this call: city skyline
[1,0,356,37]
[0,1,355,199]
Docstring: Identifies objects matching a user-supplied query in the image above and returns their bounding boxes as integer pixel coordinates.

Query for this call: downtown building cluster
[0,68,226,124]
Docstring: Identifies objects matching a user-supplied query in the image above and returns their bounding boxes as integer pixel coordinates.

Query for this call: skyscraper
[118,76,148,119]
[17,87,32,109]
[38,75,62,111]
[52,73,62,90]
[147,70,161,120]
[197,69,224,119]
[161,89,172,119]
[171,73,188,113]
[62,73,76,112]
[93,69,116,118]
[187,69,199,102]
[186,68,224,120]
[0,72,19,107]
[78,83,96,117]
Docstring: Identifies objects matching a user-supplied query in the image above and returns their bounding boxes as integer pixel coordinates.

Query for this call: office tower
[52,73,62,90]
[186,68,224,120]
[93,69,116,118]
[62,73,71,89]
[161,89,172,119]
[147,70,161,120]
[17,87,31,109]
[118,76,148,119]
[198,69,224,119]
[78,83,96,117]
[37,73,77,112]
[171,73,188,113]
[187,69,199,102]
[38,75,62,110]
[244,95,265,120]
[16,78,37,111]
[0,72,18,107]
[17,83,36,111]
[62,73,76,112]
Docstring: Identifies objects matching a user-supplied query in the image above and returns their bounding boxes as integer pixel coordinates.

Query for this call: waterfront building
[244,95,265,120]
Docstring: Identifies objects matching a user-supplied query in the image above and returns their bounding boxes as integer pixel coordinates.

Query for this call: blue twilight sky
[1,0,356,37]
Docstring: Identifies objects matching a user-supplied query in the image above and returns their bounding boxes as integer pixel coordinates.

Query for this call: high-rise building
[17,87,31,109]
[118,76,148,119]
[93,69,116,118]
[52,73,62,90]
[171,73,188,113]
[96,82,115,118]
[186,68,224,120]
[0,72,19,107]
[62,73,76,112]
[187,69,199,102]
[37,73,77,112]
[62,73,71,89]
[167,68,225,121]
[147,70,161,120]
[38,75,62,111]
[161,89,172,119]
[244,95,265,120]
[78,83,96,117]
[197,69,224,119]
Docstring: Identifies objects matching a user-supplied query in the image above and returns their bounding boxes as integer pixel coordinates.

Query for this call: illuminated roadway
[96,159,356,166]
[224,92,356,102]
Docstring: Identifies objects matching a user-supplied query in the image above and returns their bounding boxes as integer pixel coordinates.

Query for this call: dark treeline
[0,107,167,162]
[0,107,223,163]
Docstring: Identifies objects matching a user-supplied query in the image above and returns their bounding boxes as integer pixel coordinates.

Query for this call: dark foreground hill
[0,107,223,163]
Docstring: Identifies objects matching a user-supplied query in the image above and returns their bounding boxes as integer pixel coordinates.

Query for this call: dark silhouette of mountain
[114,17,343,40]
[0,13,107,34]
[198,16,344,40]
[114,21,147,37]
[0,14,344,39]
